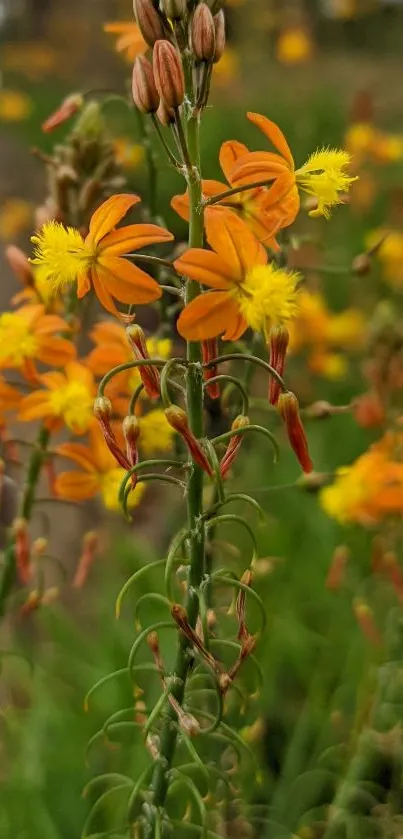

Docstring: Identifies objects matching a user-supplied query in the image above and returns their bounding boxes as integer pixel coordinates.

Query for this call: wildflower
[31,194,173,317]
[0,376,22,421]
[276,27,313,65]
[175,208,299,341]
[55,423,145,511]
[212,47,239,87]
[18,362,95,434]
[230,112,356,220]
[113,138,145,169]
[0,304,74,380]
[0,198,32,240]
[367,229,403,288]
[0,89,32,121]
[320,435,403,525]
[103,21,147,62]
[2,42,57,81]
[171,139,292,247]
[139,409,175,455]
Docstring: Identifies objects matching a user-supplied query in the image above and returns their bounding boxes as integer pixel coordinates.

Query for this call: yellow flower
[367,229,403,288]
[296,148,356,219]
[113,138,145,169]
[18,362,95,434]
[276,27,313,65]
[2,42,57,81]
[0,198,32,240]
[31,221,87,289]
[0,89,32,121]
[213,48,239,87]
[139,409,175,456]
[235,263,300,333]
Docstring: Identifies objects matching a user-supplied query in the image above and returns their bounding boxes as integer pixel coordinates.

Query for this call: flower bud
[133,0,166,46]
[156,100,175,126]
[122,414,140,470]
[94,397,131,471]
[165,406,213,476]
[191,3,216,62]
[267,325,289,406]
[132,56,160,114]
[213,9,225,62]
[278,392,313,474]
[5,245,33,287]
[161,0,186,20]
[202,338,219,399]
[12,517,31,585]
[94,396,113,421]
[353,599,382,647]
[73,531,98,589]
[352,252,371,276]
[42,92,84,133]
[153,40,185,108]
[220,415,249,479]
[126,324,161,400]
[326,545,349,590]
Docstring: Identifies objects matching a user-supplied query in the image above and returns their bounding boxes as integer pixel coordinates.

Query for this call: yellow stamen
[234,264,300,332]
[296,148,357,218]
[31,220,92,291]
[48,380,94,432]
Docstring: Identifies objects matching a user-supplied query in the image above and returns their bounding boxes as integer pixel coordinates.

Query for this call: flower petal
[171,181,229,222]
[230,152,291,187]
[56,441,98,471]
[55,471,100,501]
[37,337,76,366]
[98,257,161,304]
[258,172,298,212]
[99,223,173,256]
[205,207,267,276]
[219,140,249,181]
[89,193,141,244]
[34,314,71,335]
[92,270,120,317]
[18,392,48,421]
[247,112,294,169]
[173,248,233,289]
[177,290,246,341]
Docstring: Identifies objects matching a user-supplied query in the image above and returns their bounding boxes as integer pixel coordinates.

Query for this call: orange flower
[171,140,291,248]
[55,423,145,511]
[104,22,147,62]
[18,361,95,434]
[0,375,23,425]
[175,208,299,342]
[0,304,74,380]
[230,113,355,220]
[31,194,174,318]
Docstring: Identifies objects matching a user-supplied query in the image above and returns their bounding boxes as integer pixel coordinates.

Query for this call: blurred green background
[2,1,403,838]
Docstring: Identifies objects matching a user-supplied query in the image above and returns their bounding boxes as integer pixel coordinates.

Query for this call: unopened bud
[73,531,98,589]
[133,0,166,47]
[94,397,131,471]
[213,10,226,62]
[32,537,48,557]
[202,338,219,399]
[153,40,185,108]
[165,406,213,476]
[42,92,84,133]
[326,545,349,590]
[13,517,31,585]
[122,415,140,469]
[278,392,313,474]
[132,56,160,114]
[352,252,371,276]
[220,415,249,479]
[353,599,382,647]
[267,325,289,406]
[94,396,112,421]
[5,245,33,287]
[126,324,161,400]
[191,3,216,62]
[156,99,175,126]
[161,0,186,20]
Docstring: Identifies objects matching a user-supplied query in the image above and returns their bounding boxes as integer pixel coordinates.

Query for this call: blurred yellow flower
[1,42,57,81]
[345,121,403,166]
[0,89,32,121]
[276,27,313,65]
[113,138,145,169]
[367,229,403,288]
[104,22,147,62]
[139,409,175,456]
[0,198,32,241]
[213,47,239,87]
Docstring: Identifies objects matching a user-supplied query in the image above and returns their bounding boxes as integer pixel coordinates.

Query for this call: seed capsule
[153,40,185,108]
[132,56,160,114]
[133,0,166,47]
[213,9,225,62]
[191,2,216,63]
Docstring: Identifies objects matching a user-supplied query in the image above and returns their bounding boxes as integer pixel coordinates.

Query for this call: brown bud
[153,40,185,108]
[267,325,289,406]
[122,414,140,470]
[165,406,213,475]
[133,0,166,47]
[126,324,161,400]
[352,252,371,276]
[42,92,84,133]
[132,56,160,114]
[213,10,225,62]
[161,0,186,20]
[156,99,175,126]
[191,3,216,62]
[94,396,112,421]
[220,415,249,479]
[278,392,313,474]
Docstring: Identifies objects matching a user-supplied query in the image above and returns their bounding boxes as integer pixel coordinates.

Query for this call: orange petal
[89,194,141,244]
[86,345,128,375]
[171,181,228,222]
[205,207,267,277]
[65,361,94,388]
[18,392,49,422]
[77,272,91,298]
[247,112,294,169]
[55,471,100,501]
[219,140,249,181]
[35,314,71,335]
[99,223,173,256]
[37,337,76,366]
[258,171,297,211]
[56,442,98,471]
[97,257,162,304]
[230,152,290,187]
[177,291,246,341]
[173,248,233,289]
[38,371,66,389]
[92,270,120,317]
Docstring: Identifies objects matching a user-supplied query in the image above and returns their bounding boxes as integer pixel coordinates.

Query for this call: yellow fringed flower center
[296,148,357,218]
[235,264,300,332]
[31,221,93,291]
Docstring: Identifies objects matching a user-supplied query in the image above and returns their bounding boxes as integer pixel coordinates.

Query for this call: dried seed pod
[132,56,160,114]
[153,40,185,108]
[133,0,166,47]
[191,2,216,62]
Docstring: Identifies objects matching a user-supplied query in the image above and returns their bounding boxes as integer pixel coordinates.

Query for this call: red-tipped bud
[156,99,175,126]
[94,397,131,471]
[213,9,226,63]
[220,415,249,479]
[278,392,313,473]
[153,40,185,108]
[326,545,349,590]
[126,324,161,400]
[202,338,219,399]
[42,92,84,133]
[5,245,33,287]
[164,406,213,476]
[73,531,98,589]
[353,599,382,647]
[122,415,140,470]
[132,56,160,114]
[268,325,289,406]
[133,0,166,46]
[191,3,216,62]
[12,517,31,585]
[236,568,253,640]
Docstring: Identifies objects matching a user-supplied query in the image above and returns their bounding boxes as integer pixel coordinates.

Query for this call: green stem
[143,107,206,839]
[0,425,50,617]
